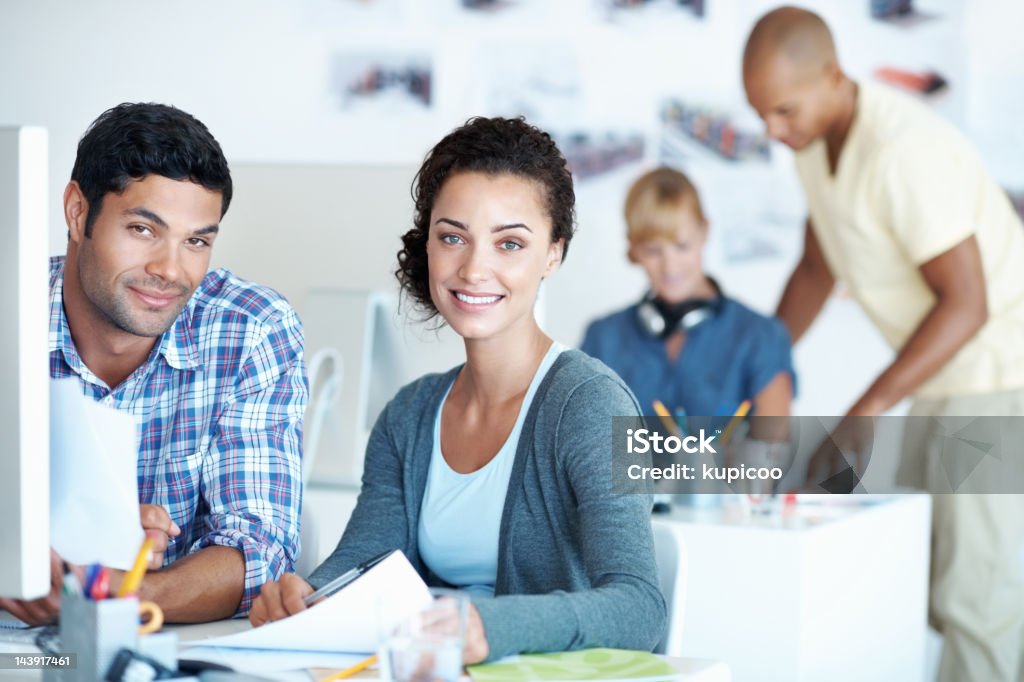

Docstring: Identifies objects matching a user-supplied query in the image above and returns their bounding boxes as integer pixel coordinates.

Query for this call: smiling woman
[249,116,667,663]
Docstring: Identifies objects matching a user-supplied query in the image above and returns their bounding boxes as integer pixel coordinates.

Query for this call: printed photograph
[332,52,433,112]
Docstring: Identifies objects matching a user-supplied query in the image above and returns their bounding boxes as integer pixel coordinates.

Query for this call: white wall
[2,0,1019,415]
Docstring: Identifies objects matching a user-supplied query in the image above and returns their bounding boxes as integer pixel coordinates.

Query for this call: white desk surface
[172,618,729,680]
[1,618,729,681]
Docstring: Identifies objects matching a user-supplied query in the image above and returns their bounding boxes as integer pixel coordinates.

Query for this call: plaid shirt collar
[49,258,203,379]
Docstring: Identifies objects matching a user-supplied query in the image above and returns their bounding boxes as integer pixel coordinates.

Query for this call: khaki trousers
[900,387,1024,682]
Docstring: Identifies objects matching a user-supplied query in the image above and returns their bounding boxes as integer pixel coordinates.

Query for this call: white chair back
[296,347,344,578]
[652,520,688,656]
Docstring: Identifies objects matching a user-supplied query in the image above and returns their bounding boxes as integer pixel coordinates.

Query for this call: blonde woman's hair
[624,167,707,243]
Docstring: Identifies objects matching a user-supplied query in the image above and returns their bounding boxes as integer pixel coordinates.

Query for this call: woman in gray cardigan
[250,116,666,663]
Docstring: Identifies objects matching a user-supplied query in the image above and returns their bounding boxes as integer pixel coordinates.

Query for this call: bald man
[743,7,1024,682]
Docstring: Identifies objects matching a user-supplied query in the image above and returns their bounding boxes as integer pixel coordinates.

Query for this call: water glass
[729,438,793,515]
[383,588,468,682]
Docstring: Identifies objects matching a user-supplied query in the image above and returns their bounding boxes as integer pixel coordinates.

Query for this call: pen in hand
[303,549,395,607]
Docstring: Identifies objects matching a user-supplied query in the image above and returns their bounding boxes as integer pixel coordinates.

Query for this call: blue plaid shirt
[49,256,306,615]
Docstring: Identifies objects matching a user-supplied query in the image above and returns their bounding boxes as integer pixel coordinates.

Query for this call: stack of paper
[50,379,143,570]
[181,551,431,673]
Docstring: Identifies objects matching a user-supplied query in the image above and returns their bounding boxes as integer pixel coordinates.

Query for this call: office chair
[296,347,344,578]
[651,519,689,656]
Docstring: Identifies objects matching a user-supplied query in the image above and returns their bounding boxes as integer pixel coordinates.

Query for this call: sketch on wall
[477,43,582,126]
[660,100,771,164]
[332,52,433,111]
[597,0,706,22]
[873,67,948,96]
[558,131,647,182]
[869,0,938,27]
[446,0,556,23]
[460,0,522,10]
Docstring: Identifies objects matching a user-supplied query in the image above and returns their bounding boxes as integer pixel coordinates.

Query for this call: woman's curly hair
[396,116,576,321]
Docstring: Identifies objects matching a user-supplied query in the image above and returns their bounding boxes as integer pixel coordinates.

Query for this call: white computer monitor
[0,126,51,600]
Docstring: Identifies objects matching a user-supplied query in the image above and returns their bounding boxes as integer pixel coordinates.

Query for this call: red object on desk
[89,567,111,600]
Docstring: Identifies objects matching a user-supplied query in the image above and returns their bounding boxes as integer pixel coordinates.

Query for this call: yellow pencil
[117,538,155,598]
[719,400,751,445]
[321,654,378,681]
[652,400,681,437]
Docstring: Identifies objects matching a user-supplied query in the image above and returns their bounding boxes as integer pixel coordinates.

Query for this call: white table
[654,495,931,682]
[0,618,729,681]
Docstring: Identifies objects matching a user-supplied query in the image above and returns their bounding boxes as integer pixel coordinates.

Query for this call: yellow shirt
[795,81,1024,397]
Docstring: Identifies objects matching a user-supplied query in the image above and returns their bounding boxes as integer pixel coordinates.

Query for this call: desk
[655,495,931,682]
[1,619,729,681]
[174,621,729,681]
[308,488,930,680]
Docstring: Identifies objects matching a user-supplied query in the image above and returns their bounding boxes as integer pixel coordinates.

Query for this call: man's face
[744,54,836,151]
[71,175,222,338]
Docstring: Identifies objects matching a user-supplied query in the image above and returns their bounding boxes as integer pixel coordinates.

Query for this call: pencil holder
[44,592,139,682]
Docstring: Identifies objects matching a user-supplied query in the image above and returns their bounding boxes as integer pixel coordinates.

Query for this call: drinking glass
[383,588,468,682]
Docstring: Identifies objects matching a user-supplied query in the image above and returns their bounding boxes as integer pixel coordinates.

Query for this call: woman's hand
[249,573,314,626]
[463,603,490,664]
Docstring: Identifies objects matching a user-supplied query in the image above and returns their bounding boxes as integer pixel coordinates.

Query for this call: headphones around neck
[635,277,723,338]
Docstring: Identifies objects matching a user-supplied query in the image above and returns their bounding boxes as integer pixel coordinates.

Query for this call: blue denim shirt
[581,297,795,417]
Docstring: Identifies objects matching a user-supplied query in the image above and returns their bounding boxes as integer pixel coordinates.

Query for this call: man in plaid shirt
[0,103,306,623]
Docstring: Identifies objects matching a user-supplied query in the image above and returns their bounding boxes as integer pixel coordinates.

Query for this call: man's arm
[125,505,241,622]
[122,546,244,623]
[776,219,835,344]
[190,306,307,619]
[847,235,987,416]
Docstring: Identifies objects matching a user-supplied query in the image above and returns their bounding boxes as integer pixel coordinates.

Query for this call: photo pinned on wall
[460,0,521,11]
[598,0,706,23]
[557,131,646,183]
[869,0,938,28]
[332,52,432,112]
[873,67,948,97]
[659,100,770,165]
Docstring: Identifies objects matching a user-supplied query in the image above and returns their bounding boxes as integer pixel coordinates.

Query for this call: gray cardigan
[308,349,666,660]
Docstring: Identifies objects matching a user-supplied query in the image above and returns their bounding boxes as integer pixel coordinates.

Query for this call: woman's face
[629,209,707,304]
[426,171,563,343]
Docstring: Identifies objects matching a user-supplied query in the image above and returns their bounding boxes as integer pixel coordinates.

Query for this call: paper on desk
[190,550,432,654]
[50,378,144,570]
[177,646,367,675]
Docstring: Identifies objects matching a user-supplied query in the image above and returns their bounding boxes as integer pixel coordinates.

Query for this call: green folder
[467,648,681,682]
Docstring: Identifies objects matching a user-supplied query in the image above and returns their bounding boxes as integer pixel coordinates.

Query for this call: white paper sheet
[49,378,144,570]
[178,645,367,674]
[189,551,432,654]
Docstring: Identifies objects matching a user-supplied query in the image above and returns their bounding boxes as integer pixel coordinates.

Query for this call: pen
[303,549,395,606]
[675,407,689,438]
[322,654,378,681]
[652,401,681,437]
[720,400,751,445]
[90,567,111,601]
[117,538,155,598]
[83,564,101,598]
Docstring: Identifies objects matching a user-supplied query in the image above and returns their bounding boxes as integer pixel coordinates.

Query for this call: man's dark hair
[71,102,232,237]
[396,116,576,320]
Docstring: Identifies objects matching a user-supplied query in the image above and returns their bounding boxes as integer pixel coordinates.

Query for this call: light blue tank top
[418,342,565,597]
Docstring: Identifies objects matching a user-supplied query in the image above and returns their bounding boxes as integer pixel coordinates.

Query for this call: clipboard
[304,549,397,606]
[184,549,431,655]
